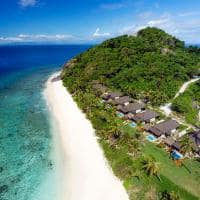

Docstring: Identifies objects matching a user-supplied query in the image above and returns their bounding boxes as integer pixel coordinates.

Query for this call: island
[57,27,199,200]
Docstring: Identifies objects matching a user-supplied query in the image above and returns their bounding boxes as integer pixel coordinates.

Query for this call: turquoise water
[129,122,137,128]
[0,45,91,200]
[171,150,183,160]
[146,134,157,142]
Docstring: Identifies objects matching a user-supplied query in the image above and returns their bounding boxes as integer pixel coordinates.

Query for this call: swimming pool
[146,134,157,142]
[129,121,137,128]
[171,150,183,160]
[116,112,124,118]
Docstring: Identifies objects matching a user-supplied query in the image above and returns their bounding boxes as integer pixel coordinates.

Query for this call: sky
[0,0,200,44]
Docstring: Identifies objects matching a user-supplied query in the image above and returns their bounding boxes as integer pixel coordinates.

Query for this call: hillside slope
[61,28,200,200]
[62,27,200,105]
[172,80,200,126]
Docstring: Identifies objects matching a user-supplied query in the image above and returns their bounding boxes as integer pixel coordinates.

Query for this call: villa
[117,102,145,114]
[189,130,200,147]
[131,110,159,124]
[111,96,133,106]
[167,131,200,157]
[149,119,180,137]
[171,141,181,151]
[189,130,200,155]
[102,91,122,101]
[164,137,176,147]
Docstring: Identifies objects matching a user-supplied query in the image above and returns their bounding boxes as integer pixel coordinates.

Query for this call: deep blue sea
[0,45,91,200]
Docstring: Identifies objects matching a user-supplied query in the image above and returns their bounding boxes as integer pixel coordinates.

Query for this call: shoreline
[44,72,129,200]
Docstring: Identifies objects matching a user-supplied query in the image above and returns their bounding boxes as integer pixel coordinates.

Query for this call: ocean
[0,45,91,200]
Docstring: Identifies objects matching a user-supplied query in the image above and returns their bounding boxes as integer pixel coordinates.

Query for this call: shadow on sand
[51,75,61,82]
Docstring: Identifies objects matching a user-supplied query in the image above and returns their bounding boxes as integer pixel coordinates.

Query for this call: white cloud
[31,34,74,40]
[120,25,146,35]
[93,28,111,38]
[19,0,38,8]
[0,37,23,42]
[119,12,200,43]
[147,18,169,26]
[0,34,74,43]
[178,11,200,17]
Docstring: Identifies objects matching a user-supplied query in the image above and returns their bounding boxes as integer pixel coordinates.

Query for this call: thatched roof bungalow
[117,102,145,114]
[189,130,200,147]
[111,96,133,106]
[131,110,159,123]
[171,141,181,151]
[102,91,122,100]
[149,119,180,137]
[164,137,176,147]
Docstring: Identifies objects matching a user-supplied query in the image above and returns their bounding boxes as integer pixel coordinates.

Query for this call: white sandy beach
[44,72,129,200]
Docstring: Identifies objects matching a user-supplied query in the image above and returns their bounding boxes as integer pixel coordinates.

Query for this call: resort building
[164,137,176,147]
[131,110,159,124]
[117,102,145,114]
[189,130,200,148]
[168,131,200,156]
[102,91,122,101]
[189,130,200,155]
[111,96,133,106]
[149,119,180,137]
[171,141,181,151]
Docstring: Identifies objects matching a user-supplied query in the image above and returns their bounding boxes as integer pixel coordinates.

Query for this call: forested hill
[62,27,200,105]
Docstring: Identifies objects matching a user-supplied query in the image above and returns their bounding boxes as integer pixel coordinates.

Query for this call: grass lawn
[120,123,137,136]
[143,142,200,199]
[118,122,200,199]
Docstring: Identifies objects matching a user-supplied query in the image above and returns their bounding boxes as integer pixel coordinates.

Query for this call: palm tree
[179,135,195,155]
[108,125,122,139]
[159,190,180,200]
[142,156,161,181]
[128,139,141,157]
[169,191,180,200]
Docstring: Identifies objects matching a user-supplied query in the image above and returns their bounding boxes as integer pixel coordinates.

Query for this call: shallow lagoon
[0,45,90,200]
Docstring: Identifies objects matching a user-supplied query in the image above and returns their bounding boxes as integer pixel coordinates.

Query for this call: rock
[0,167,3,173]
[0,185,8,193]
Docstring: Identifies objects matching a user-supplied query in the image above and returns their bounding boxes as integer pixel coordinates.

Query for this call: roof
[150,120,179,136]
[149,127,163,137]
[189,130,200,147]
[109,92,123,99]
[132,110,159,122]
[171,141,181,151]
[164,137,175,146]
[111,96,133,105]
[143,124,151,131]
[117,102,145,113]
[121,102,145,113]
[117,105,129,113]
[103,91,123,100]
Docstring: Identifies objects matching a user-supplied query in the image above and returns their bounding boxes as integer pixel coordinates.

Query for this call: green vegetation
[62,27,199,106]
[172,81,200,126]
[179,134,196,154]
[62,28,200,199]
[61,88,200,199]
